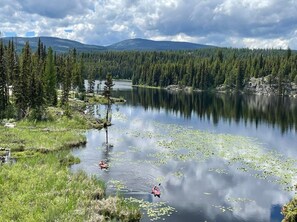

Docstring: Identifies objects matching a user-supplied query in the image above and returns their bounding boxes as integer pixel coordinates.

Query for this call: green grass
[132,84,161,89]
[0,152,141,221]
[0,119,86,153]
[0,105,141,221]
[86,94,126,105]
[89,196,141,222]
[0,105,103,154]
[0,152,105,222]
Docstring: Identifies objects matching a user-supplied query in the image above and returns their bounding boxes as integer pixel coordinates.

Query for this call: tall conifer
[0,41,9,116]
[44,47,57,105]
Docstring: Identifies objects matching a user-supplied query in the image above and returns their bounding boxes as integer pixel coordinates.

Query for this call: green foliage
[0,108,91,153]
[121,87,297,132]
[103,73,114,101]
[0,41,9,117]
[103,73,114,124]
[88,196,141,222]
[15,41,31,118]
[282,195,297,222]
[2,39,296,119]
[44,47,57,106]
[60,55,72,106]
[88,66,96,93]
[81,48,297,92]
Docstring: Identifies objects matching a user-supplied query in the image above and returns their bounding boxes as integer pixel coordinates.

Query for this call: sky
[0,0,297,49]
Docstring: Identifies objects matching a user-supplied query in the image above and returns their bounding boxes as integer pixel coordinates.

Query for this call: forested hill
[82,48,297,95]
[106,38,214,51]
[1,37,106,53]
[0,37,214,53]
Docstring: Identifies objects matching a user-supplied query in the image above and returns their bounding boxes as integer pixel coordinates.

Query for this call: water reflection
[72,83,297,221]
[113,88,297,133]
[72,102,295,222]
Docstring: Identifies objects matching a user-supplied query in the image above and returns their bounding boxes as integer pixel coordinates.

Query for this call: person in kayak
[99,160,108,169]
[152,183,161,197]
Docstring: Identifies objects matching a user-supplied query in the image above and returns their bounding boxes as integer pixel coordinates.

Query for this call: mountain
[107,38,215,51]
[0,36,215,53]
[1,36,106,53]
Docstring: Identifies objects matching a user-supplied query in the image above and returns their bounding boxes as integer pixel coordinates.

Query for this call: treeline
[81,48,297,93]
[1,40,297,119]
[112,88,297,133]
[0,39,85,119]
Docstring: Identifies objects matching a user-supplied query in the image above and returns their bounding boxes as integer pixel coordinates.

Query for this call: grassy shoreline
[0,103,141,221]
[132,84,162,89]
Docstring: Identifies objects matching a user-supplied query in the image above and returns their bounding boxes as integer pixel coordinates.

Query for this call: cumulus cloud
[16,0,94,18]
[0,0,297,48]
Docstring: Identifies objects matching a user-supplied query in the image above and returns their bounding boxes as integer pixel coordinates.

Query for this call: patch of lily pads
[101,112,297,220]
[135,122,297,191]
[107,179,175,221]
[124,197,176,221]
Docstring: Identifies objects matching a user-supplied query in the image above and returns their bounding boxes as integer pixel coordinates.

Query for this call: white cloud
[242,38,289,49]
[0,0,297,48]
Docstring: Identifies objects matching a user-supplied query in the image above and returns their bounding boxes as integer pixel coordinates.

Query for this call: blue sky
[0,0,297,49]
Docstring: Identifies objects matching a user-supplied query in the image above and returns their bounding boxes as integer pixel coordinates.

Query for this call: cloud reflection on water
[71,100,295,221]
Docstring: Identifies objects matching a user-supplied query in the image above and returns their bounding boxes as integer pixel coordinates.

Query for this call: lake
[72,81,297,222]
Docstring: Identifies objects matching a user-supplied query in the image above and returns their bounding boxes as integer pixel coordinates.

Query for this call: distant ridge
[107,38,215,51]
[0,36,215,53]
[1,36,106,53]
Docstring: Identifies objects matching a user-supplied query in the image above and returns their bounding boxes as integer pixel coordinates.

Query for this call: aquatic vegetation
[109,180,127,190]
[212,204,240,213]
[99,114,297,220]
[140,122,297,190]
[125,197,175,221]
[112,112,128,121]
[208,168,229,175]
[89,196,141,222]
[105,178,175,221]
[155,176,165,184]
[282,195,297,222]
[172,170,184,178]
[91,110,297,221]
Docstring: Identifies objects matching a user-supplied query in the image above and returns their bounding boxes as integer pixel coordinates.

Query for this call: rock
[166,85,193,93]
[4,123,15,128]
[244,76,297,96]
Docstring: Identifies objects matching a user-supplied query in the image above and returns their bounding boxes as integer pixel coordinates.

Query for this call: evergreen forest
[1,39,297,120]
[81,48,297,93]
[0,39,85,119]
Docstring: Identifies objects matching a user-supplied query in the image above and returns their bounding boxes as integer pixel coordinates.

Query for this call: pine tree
[103,73,114,125]
[0,41,9,117]
[61,55,72,106]
[5,40,16,86]
[77,58,85,93]
[14,41,31,118]
[71,48,79,92]
[29,54,45,119]
[88,66,95,93]
[235,61,244,91]
[44,47,57,105]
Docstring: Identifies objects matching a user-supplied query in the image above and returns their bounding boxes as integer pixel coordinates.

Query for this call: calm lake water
[72,81,297,222]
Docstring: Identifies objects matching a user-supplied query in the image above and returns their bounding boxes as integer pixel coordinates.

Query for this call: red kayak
[99,161,108,169]
[152,186,161,197]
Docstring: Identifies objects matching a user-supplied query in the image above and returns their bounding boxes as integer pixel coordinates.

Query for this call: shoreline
[0,99,141,221]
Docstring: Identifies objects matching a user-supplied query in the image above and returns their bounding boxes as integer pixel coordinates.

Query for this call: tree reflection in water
[113,88,297,134]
